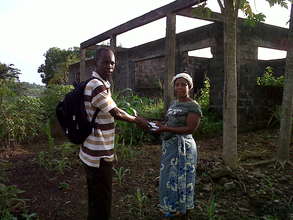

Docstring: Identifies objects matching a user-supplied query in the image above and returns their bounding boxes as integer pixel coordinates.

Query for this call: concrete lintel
[177,8,223,22]
[80,0,205,49]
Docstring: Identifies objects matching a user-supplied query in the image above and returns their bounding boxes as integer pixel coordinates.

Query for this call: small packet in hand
[148,122,159,131]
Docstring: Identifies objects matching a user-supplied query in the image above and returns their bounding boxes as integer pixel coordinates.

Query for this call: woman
[154,73,202,220]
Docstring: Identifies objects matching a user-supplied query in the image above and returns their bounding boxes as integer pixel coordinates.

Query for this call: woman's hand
[154,121,167,133]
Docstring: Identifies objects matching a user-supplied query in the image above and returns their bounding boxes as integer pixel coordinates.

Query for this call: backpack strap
[85,77,107,128]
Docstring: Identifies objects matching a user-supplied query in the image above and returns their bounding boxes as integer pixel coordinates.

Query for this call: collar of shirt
[92,71,111,89]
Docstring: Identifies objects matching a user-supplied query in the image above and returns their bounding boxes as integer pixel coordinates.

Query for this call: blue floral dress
[159,100,202,215]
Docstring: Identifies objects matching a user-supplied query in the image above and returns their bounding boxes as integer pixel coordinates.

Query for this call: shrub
[256,66,284,87]
[0,80,45,146]
[196,77,222,138]
[113,90,164,146]
[40,84,73,120]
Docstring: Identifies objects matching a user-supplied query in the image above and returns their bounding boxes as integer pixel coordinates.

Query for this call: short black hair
[95,47,114,61]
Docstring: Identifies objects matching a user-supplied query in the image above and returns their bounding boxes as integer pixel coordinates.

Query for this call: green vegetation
[257,66,284,87]
[113,167,130,185]
[0,62,21,80]
[0,80,72,148]
[113,90,164,146]
[256,67,290,128]
[0,80,45,146]
[0,77,223,218]
[18,82,45,97]
[196,77,223,137]
[0,76,222,148]
[38,47,80,85]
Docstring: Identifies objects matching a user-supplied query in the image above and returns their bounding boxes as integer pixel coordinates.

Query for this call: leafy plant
[196,77,223,137]
[58,181,70,190]
[113,167,130,185]
[113,91,162,146]
[207,195,217,220]
[132,188,149,219]
[115,141,138,160]
[198,77,210,109]
[266,105,288,128]
[0,81,45,147]
[36,141,77,174]
[196,111,223,138]
[257,67,284,87]
[40,84,73,121]
[0,184,26,219]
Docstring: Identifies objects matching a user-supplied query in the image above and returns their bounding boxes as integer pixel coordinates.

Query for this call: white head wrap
[171,73,193,89]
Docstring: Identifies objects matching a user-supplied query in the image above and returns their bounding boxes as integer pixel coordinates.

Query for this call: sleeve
[87,79,117,113]
[189,101,203,117]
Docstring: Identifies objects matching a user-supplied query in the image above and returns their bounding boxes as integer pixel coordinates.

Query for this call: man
[80,47,148,220]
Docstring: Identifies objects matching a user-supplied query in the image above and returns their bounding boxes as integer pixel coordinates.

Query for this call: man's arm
[109,107,149,129]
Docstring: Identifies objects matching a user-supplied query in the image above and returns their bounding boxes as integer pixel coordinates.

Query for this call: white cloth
[171,73,193,89]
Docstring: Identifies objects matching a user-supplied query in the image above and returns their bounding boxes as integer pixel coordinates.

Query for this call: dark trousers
[84,160,113,220]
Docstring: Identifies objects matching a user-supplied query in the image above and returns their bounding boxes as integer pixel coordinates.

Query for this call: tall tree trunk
[222,0,239,168]
[277,2,293,166]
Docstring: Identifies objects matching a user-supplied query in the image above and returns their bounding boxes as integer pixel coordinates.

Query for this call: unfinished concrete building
[69,0,288,130]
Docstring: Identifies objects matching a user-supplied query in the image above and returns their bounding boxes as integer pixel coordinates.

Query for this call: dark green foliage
[0,63,21,80]
[0,80,45,146]
[0,81,71,147]
[197,78,223,138]
[40,84,73,120]
[266,0,288,8]
[113,90,164,146]
[17,82,45,97]
[38,47,79,85]
[257,66,285,87]
[0,183,26,219]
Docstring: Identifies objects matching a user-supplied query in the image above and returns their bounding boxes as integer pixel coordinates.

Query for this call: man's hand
[135,116,149,130]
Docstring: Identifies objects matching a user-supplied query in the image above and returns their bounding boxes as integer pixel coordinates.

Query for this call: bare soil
[1,129,293,220]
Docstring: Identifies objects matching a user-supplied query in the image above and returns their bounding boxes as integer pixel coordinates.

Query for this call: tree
[212,0,287,168]
[211,0,240,169]
[0,62,21,80]
[277,1,293,167]
[38,47,79,85]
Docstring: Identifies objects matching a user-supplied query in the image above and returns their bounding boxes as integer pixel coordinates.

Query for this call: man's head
[95,47,115,80]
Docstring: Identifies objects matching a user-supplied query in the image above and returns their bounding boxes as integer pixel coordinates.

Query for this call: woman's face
[174,77,190,98]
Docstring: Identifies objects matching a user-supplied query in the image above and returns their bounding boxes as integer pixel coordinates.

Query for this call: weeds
[113,167,130,185]
[0,183,29,219]
[128,188,149,219]
[207,195,217,220]
[115,141,138,161]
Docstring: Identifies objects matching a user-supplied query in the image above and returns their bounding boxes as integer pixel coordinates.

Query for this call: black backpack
[56,78,100,144]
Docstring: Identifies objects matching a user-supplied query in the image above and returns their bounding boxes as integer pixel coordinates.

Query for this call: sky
[0,0,291,85]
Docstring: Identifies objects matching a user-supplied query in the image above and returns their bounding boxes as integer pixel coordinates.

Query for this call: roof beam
[177,8,223,22]
[80,0,205,49]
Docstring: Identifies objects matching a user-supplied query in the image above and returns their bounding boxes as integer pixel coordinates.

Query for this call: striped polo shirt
[79,71,117,167]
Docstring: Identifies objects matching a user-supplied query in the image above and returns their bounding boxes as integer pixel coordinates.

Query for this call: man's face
[96,50,115,80]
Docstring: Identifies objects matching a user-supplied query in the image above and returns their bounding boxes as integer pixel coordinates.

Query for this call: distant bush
[0,80,71,147]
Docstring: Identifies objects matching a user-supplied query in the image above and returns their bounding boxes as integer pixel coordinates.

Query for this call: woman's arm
[156,112,201,134]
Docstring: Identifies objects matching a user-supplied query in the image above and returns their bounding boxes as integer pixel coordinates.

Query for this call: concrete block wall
[69,22,287,130]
